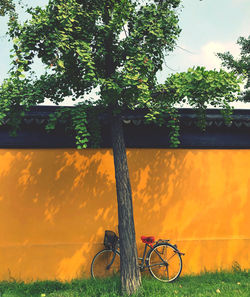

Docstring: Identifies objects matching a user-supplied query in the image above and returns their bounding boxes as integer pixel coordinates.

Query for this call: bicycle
[91,230,185,282]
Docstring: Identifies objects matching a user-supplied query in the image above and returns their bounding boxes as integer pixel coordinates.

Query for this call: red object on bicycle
[141,236,155,245]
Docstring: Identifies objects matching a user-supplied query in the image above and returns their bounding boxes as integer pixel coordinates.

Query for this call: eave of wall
[0,106,250,148]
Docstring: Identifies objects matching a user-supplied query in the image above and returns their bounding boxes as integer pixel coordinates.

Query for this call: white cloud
[160,40,241,80]
[186,41,240,70]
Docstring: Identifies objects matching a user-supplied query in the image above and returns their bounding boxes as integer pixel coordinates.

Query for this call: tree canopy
[0,0,241,146]
[217,36,250,102]
[0,0,14,15]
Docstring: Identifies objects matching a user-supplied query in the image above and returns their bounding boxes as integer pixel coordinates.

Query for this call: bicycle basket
[104,230,118,249]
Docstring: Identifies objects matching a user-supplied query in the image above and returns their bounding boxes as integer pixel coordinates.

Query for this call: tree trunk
[111,115,142,295]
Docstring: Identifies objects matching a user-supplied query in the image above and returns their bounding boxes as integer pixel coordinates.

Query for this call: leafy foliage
[0,0,14,16]
[46,103,101,148]
[146,66,241,145]
[217,36,250,102]
[0,0,241,146]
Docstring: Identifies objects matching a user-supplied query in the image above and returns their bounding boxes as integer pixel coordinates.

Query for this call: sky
[0,0,249,108]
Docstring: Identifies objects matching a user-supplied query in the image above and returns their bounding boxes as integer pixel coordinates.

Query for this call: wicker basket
[104,230,119,249]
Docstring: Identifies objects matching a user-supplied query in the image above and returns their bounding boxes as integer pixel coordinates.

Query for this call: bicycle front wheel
[148,243,182,282]
[91,249,120,279]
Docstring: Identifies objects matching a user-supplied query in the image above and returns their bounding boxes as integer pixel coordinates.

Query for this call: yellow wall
[0,148,249,281]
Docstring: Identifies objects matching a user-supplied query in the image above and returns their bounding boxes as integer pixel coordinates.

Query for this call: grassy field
[0,269,249,297]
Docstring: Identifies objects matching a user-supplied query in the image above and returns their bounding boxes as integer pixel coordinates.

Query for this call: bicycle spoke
[91,249,120,279]
[148,243,182,282]
[166,264,169,280]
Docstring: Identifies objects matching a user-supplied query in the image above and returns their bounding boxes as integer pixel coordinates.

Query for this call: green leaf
[57,60,65,68]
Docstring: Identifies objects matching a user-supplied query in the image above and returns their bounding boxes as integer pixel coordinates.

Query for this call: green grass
[0,270,249,297]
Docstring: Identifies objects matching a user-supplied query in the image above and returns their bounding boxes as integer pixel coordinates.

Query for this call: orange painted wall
[0,148,249,281]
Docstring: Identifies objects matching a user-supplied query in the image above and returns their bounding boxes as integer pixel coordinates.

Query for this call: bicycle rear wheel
[148,243,182,282]
[91,249,120,279]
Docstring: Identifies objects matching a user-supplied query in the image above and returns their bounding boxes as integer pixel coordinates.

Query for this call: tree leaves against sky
[218,36,250,102]
[0,0,241,146]
[0,0,14,16]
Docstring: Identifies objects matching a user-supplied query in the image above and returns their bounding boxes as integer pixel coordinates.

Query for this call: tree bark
[111,115,142,295]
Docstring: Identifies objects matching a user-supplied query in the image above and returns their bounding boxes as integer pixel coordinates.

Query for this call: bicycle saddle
[141,236,155,244]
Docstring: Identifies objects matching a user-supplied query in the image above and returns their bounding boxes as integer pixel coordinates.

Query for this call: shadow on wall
[0,148,249,281]
[0,149,118,281]
[128,149,250,274]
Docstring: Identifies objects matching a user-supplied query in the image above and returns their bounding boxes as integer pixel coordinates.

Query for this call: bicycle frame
[139,241,184,270]
[107,244,152,271]
[91,237,184,282]
[107,240,184,272]
[106,248,120,270]
[138,243,152,271]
